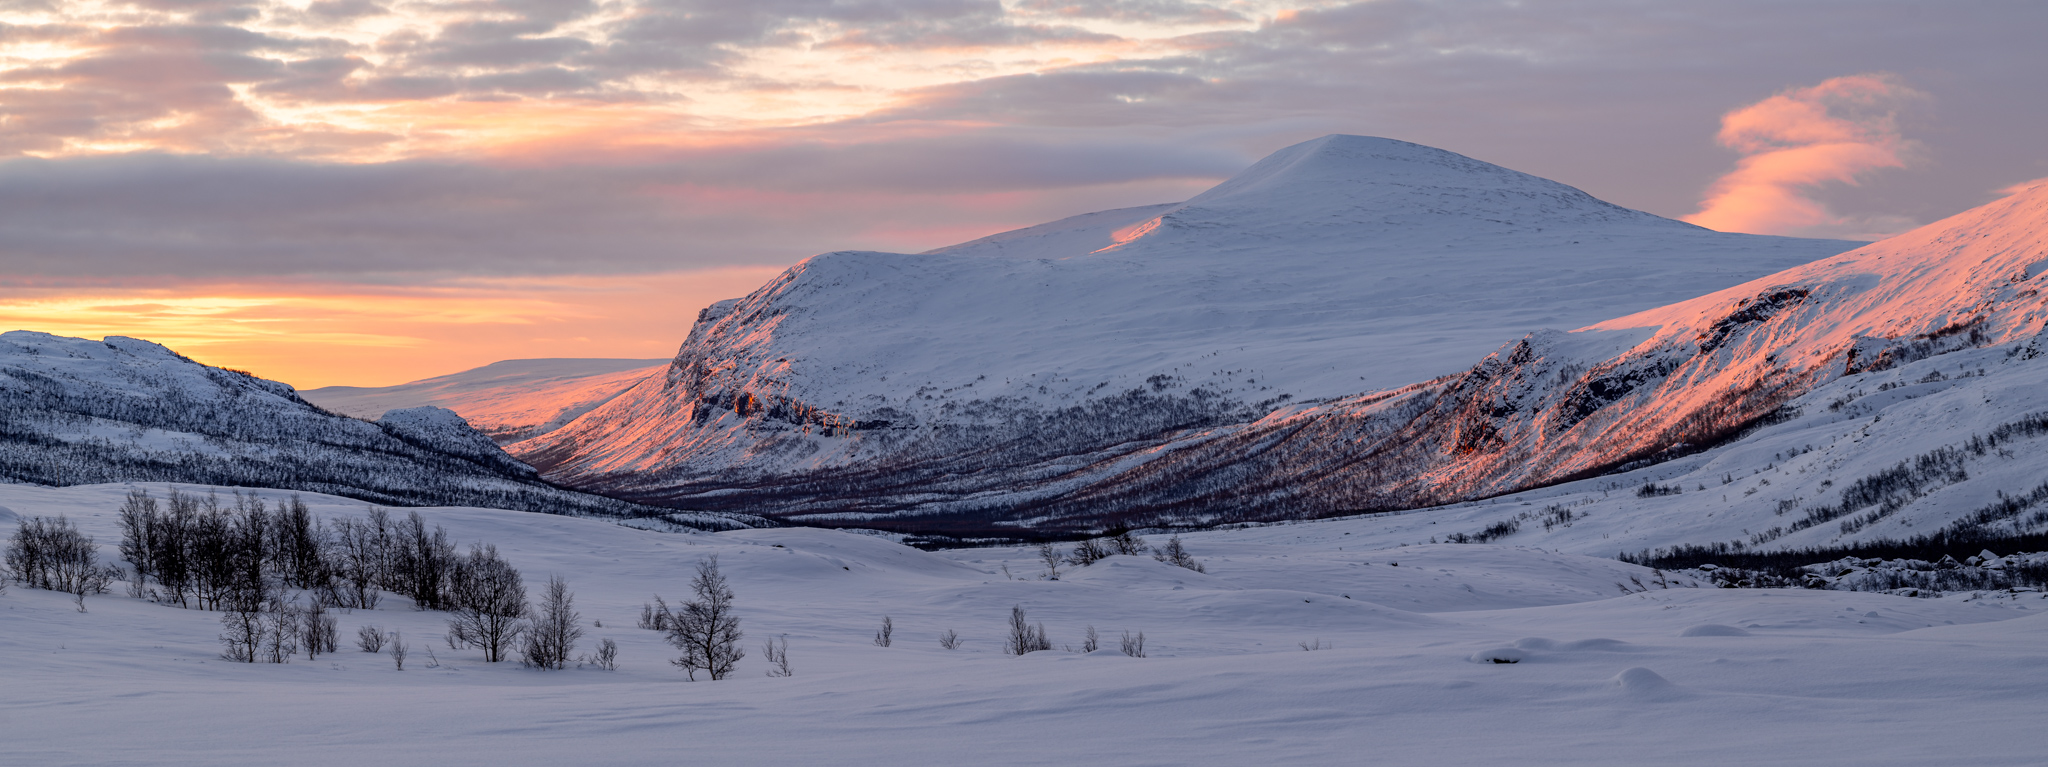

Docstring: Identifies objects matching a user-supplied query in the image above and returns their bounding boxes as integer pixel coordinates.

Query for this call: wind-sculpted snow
[0,332,762,530]
[517,136,1858,530]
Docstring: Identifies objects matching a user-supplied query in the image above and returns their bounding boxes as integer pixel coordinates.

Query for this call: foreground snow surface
[4,483,2045,766]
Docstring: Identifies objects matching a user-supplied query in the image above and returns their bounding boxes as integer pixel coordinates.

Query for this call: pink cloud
[1682,74,1923,237]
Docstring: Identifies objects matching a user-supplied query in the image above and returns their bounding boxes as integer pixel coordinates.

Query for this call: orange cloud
[1683,74,1923,237]
[0,267,785,389]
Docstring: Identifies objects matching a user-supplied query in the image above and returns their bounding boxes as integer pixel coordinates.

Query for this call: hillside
[0,332,757,530]
[302,358,667,445]
[514,136,1859,525]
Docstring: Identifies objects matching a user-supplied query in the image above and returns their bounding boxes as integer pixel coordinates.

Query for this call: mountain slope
[0,332,759,530]
[515,135,1858,527]
[972,179,2048,533]
[302,358,667,444]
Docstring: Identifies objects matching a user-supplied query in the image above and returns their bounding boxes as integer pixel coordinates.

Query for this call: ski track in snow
[4,481,2045,765]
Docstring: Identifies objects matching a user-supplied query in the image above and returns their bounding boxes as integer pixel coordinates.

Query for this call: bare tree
[262,600,300,664]
[666,556,744,680]
[874,616,893,647]
[521,575,584,670]
[7,515,118,596]
[1067,538,1112,568]
[1005,605,1051,655]
[763,635,792,678]
[301,600,338,659]
[1038,543,1061,580]
[389,633,408,670]
[1120,630,1145,658]
[1153,535,1205,573]
[356,624,387,653]
[1106,528,1148,556]
[1083,625,1099,653]
[446,544,528,662]
[220,607,263,662]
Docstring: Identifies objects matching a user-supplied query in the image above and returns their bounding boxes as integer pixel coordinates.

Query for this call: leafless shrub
[1299,638,1328,651]
[301,600,338,659]
[1038,543,1062,580]
[638,596,672,630]
[6,515,118,596]
[1106,529,1148,556]
[521,575,584,670]
[1153,535,1204,573]
[582,638,618,671]
[763,635,792,678]
[1120,630,1145,658]
[1083,625,1099,653]
[1068,538,1112,567]
[938,629,961,650]
[874,616,893,647]
[1005,605,1051,655]
[356,624,387,653]
[389,633,408,670]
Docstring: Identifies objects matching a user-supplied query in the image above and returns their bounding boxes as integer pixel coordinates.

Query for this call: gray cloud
[0,136,1238,278]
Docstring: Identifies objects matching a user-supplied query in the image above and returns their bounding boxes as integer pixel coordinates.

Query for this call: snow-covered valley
[5,481,2045,766]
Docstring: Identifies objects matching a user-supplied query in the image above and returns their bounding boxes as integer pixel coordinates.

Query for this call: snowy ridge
[515,136,1858,528]
[302,358,666,444]
[0,332,762,530]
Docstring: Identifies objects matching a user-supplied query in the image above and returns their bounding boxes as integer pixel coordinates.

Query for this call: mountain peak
[1098,135,1683,253]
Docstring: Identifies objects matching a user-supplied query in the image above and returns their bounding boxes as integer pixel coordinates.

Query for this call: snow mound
[1679,624,1753,637]
[1613,667,1680,698]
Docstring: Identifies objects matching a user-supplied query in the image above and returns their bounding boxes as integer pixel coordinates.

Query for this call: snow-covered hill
[959,178,2048,538]
[4,480,2044,765]
[515,136,1858,524]
[0,332,757,530]
[302,358,666,444]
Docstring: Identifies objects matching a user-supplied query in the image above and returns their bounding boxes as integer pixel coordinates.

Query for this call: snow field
[5,481,2045,765]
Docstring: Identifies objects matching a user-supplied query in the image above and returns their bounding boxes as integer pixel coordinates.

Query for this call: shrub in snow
[638,596,673,631]
[938,629,961,650]
[1004,605,1051,655]
[1153,535,1205,573]
[1083,625,1099,653]
[301,600,339,659]
[874,616,892,647]
[1106,529,1148,556]
[389,633,408,670]
[521,575,583,670]
[583,637,619,671]
[1038,543,1061,580]
[762,635,791,678]
[7,514,119,596]
[666,556,744,680]
[446,544,528,663]
[1067,538,1111,567]
[1119,630,1145,658]
[356,625,387,653]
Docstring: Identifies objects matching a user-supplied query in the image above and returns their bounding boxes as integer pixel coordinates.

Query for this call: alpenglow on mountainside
[513,135,1862,533]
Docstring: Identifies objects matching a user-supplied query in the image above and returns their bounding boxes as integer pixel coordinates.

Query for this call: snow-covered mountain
[302,358,667,444]
[0,332,758,530]
[514,135,1859,528]
[921,178,2048,536]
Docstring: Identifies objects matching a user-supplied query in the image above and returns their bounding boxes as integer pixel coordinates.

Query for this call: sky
[2,0,2043,388]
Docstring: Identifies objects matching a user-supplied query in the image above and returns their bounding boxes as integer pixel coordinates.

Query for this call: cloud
[1681,74,1924,237]
[0,137,1233,278]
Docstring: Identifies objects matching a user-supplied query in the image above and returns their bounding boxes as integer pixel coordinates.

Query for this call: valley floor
[6,482,2046,765]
